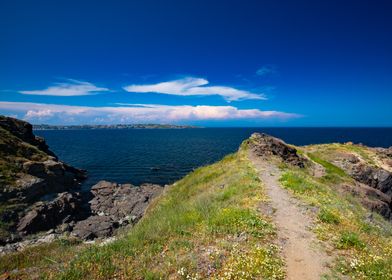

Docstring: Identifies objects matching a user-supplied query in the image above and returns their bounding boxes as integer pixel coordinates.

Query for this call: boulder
[248,133,307,167]
[72,216,117,240]
[17,192,83,235]
[71,181,163,240]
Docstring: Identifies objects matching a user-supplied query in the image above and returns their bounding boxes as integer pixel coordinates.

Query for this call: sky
[0,0,391,126]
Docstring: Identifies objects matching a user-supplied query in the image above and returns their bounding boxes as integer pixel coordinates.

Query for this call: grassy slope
[0,126,48,188]
[280,144,392,280]
[1,144,285,280]
[2,141,392,280]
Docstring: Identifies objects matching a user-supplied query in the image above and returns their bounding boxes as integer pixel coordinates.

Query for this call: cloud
[0,102,300,124]
[19,79,109,96]
[256,65,277,77]
[123,77,266,101]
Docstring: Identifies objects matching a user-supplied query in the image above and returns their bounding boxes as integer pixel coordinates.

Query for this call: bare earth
[249,151,331,280]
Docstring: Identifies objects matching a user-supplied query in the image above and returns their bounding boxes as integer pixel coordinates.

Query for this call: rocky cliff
[0,116,86,244]
[0,116,163,253]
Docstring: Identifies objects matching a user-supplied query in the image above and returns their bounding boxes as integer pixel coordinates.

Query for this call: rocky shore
[0,116,162,254]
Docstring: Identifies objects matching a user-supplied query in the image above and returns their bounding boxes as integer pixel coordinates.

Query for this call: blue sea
[35,128,392,188]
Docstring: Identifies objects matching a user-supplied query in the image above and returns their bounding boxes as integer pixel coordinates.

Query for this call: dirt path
[249,152,330,280]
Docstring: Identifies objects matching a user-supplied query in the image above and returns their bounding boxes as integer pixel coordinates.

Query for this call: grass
[0,126,48,188]
[279,150,392,280]
[0,239,84,279]
[3,138,390,279]
[318,208,341,225]
[307,152,348,184]
[337,232,365,249]
[1,145,285,279]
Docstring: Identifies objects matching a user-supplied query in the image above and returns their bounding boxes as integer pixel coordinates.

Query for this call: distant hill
[33,124,199,130]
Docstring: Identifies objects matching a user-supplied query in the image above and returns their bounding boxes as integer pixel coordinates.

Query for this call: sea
[35,128,392,188]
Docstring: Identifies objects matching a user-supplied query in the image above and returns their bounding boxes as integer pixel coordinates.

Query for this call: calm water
[35,128,392,188]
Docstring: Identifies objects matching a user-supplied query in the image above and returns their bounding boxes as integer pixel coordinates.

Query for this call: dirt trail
[249,152,330,280]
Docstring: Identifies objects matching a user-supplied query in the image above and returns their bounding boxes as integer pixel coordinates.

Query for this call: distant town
[32,124,199,130]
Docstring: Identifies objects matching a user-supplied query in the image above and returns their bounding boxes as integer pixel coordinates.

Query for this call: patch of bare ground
[249,151,331,280]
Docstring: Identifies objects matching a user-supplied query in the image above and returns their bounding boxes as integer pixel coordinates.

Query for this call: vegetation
[2,137,392,279]
[0,126,50,242]
[1,145,285,279]
[280,144,392,280]
[0,126,48,187]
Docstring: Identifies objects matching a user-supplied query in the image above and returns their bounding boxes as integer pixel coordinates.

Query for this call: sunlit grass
[280,147,392,280]
[30,146,285,279]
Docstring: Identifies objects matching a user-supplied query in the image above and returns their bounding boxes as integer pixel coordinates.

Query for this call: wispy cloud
[0,102,300,124]
[19,79,109,96]
[256,65,277,77]
[123,77,266,101]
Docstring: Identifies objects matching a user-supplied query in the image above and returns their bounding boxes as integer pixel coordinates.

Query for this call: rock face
[0,181,163,254]
[340,182,392,220]
[0,116,86,245]
[72,181,162,239]
[328,149,392,220]
[0,116,164,251]
[350,165,392,196]
[0,115,55,157]
[248,133,307,167]
[16,192,83,235]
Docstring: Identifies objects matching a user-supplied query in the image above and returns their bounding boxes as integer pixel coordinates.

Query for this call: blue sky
[0,0,391,126]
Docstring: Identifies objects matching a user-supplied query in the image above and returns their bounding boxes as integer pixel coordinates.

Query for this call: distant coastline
[33,124,199,130]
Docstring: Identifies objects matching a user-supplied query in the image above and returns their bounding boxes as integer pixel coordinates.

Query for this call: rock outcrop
[72,181,162,240]
[0,115,55,157]
[0,116,86,245]
[323,148,392,220]
[248,133,307,167]
[339,182,392,219]
[0,116,164,252]
[16,192,83,235]
[0,181,162,254]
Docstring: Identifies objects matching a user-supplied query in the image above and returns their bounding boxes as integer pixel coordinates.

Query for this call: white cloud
[19,79,109,96]
[25,109,54,119]
[123,77,266,101]
[0,102,300,124]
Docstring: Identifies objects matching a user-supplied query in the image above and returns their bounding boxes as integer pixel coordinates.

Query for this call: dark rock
[248,133,307,167]
[0,115,55,157]
[70,181,162,240]
[348,164,392,196]
[340,183,392,220]
[16,192,83,235]
[334,155,392,220]
[72,216,117,240]
[22,161,46,177]
[0,116,86,244]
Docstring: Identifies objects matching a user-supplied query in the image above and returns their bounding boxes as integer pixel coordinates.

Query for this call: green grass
[307,152,347,178]
[318,208,341,225]
[7,146,284,279]
[279,154,392,280]
[0,239,84,279]
[0,127,48,189]
[337,232,365,249]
